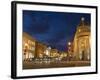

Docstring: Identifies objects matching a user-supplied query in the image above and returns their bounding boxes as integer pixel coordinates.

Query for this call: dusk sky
[23,10,90,52]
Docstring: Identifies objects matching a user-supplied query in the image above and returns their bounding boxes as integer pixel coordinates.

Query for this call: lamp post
[68,42,71,61]
[68,42,71,46]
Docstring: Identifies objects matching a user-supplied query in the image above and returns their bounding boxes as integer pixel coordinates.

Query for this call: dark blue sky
[23,10,90,52]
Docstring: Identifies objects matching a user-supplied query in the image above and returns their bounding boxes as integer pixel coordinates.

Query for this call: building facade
[35,42,47,58]
[23,32,36,61]
[50,49,58,58]
[73,18,91,61]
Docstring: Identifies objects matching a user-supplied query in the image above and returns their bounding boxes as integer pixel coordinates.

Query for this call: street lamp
[68,42,72,61]
[81,17,85,21]
[68,42,71,46]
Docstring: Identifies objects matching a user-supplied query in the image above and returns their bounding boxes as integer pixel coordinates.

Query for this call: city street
[23,60,90,69]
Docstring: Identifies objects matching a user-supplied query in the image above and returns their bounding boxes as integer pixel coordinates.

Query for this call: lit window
[32,47,35,50]
[32,42,33,45]
[79,29,81,32]
[32,42,35,45]
[28,40,31,44]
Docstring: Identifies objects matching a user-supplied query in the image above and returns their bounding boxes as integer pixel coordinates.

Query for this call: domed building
[73,17,91,61]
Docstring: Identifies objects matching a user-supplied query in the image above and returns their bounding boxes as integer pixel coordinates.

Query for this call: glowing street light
[81,17,85,21]
[68,42,71,46]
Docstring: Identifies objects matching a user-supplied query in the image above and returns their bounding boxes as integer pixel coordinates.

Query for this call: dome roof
[75,17,90,38]
[76,17,90,33]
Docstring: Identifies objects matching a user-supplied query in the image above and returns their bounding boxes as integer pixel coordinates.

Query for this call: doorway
[81,50,85,60]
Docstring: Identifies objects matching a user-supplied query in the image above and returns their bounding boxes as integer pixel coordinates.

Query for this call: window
[79,29,81,32]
